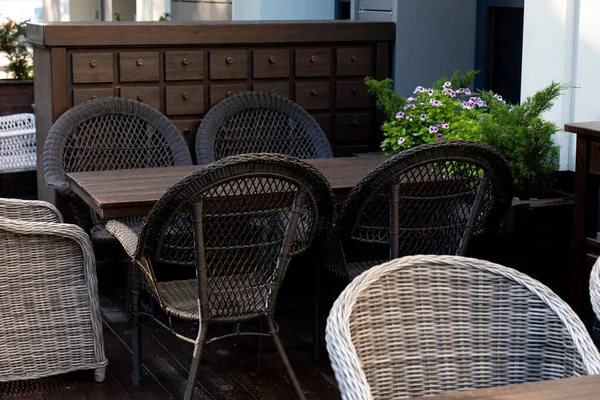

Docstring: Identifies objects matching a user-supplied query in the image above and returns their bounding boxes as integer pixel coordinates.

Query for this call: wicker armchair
[325,141,514,283]
[589,256,600,325]
[195,91,333,163]
[0,198,107,383]
[43,97,192,265]
[326,255,600,400]
[106,153,336,400]
[0,113,36,173]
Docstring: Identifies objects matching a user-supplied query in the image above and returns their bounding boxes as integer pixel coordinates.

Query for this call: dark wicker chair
[106,153,336,400]
[316,141,513,357]
[43,97,193,266]
[195,91,333,163]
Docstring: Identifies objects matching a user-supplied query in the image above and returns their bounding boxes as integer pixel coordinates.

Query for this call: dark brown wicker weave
[316,141,513,357]
[106,153,336,400]
[195,91,333,163]
[43,97,192,265]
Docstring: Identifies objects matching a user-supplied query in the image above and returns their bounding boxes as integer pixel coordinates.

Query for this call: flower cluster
[380,81,490,153]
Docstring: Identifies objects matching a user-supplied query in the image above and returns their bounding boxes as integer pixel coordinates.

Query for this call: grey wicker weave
[589,256,600,325]
[0,199,107,383]
[326,255,600,400]
[0,197,63,223]
[195,91,333,163]
[326,141,514,283]
[106,153,336,400]
[43,97,192,265]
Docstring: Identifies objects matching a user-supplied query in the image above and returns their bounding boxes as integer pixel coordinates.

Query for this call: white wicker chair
[0,113,36,172]
[326,255,600,400]
[590,257,600,323]
[0,198,108,382]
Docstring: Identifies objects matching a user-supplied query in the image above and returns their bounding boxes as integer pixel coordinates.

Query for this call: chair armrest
[0,198,63,223]
[105,220,139,259]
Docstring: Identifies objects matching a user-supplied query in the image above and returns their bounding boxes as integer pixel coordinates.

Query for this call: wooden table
[408,374,600,399]
[564,121,600,321]
[66,155,388,219]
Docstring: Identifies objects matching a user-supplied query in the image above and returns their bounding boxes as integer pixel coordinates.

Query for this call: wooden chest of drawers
[27,21,395,204]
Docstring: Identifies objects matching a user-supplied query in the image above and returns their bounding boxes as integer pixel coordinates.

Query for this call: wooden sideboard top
[27,21,396,47]
[565,121,600,138]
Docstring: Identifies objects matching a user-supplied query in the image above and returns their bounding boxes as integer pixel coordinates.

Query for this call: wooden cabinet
[28,21,394,205]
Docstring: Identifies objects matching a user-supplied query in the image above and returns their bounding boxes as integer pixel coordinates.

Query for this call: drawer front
[335,113,373,127]
[210,50,248,80]
[253,49,290,79]
[165,51,205,81]
[210,84,247,107]
[336,81,371,109]
[165,86,205,115]
[172,119,202,156]
[120,87,161,111]
[295,82,331,110]
[252,83,290,99]
[119,52,160,82]
[295,49,331,77]
[72,88,115,105]
[337,47,373,76]
[72,53,114,83]
[311,114,331,139]
[335,126,371,143]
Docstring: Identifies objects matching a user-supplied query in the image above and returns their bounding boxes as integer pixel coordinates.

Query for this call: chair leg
[266,316,306,400]
[129,264,142,386]
[183,323,208,400]
[255,319,263,367]
[94,366,106,383]
[313,266,321,361]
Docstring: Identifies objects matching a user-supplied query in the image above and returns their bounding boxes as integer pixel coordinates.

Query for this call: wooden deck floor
[0,288,339,399]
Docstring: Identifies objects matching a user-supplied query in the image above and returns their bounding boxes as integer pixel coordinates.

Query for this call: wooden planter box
[469,191,575,301]
[0,80,34,116]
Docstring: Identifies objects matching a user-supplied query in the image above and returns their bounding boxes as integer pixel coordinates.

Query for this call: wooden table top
[564,121,600,137]
[408,374,600,399]
[66,155,388,219]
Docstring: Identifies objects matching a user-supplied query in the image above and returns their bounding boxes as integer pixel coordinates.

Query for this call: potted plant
[365,73,574,300]
[0,18,34,117]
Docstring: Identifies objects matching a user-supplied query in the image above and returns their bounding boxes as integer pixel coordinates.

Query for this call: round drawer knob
[91,95,98,100]
[310,89,318,96]
[182,57,189,65]
[226,91,233,97]
[183,129,190,135]
[269,56,276,64]
[310,56,317,63]
[351,88,358,95]
[183,93,190,100]
[226,57,234,64]
[136,58,144,66]
[137,94,145,101]
[270,90,276,94]
[90,59,98,67]
[350,55,357,63]
[352,119,359,126]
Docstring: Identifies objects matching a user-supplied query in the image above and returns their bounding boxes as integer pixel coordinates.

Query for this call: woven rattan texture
[0,113,36,172]
[43,97,192,247]
[111,153,335,322]
[326,141,513,282]
[589,257,600,325]
[0,197,63,223]
[0,209,107,383]
[196,91,333,163]
[326,255,600,400]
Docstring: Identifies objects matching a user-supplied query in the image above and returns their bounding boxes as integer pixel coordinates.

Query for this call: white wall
[393,0,477,96]
[171,0,231,21]
[521,0,600,171]
[112,0,136,20]
[69,0,98,21]
[233,0,334,20]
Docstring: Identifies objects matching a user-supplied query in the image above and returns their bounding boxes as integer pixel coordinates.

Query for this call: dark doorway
[475,0,525,105]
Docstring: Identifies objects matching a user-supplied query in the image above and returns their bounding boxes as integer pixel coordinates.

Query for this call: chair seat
[347,260,387,281]
[157,276,270,321]
[91,218,143,243]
